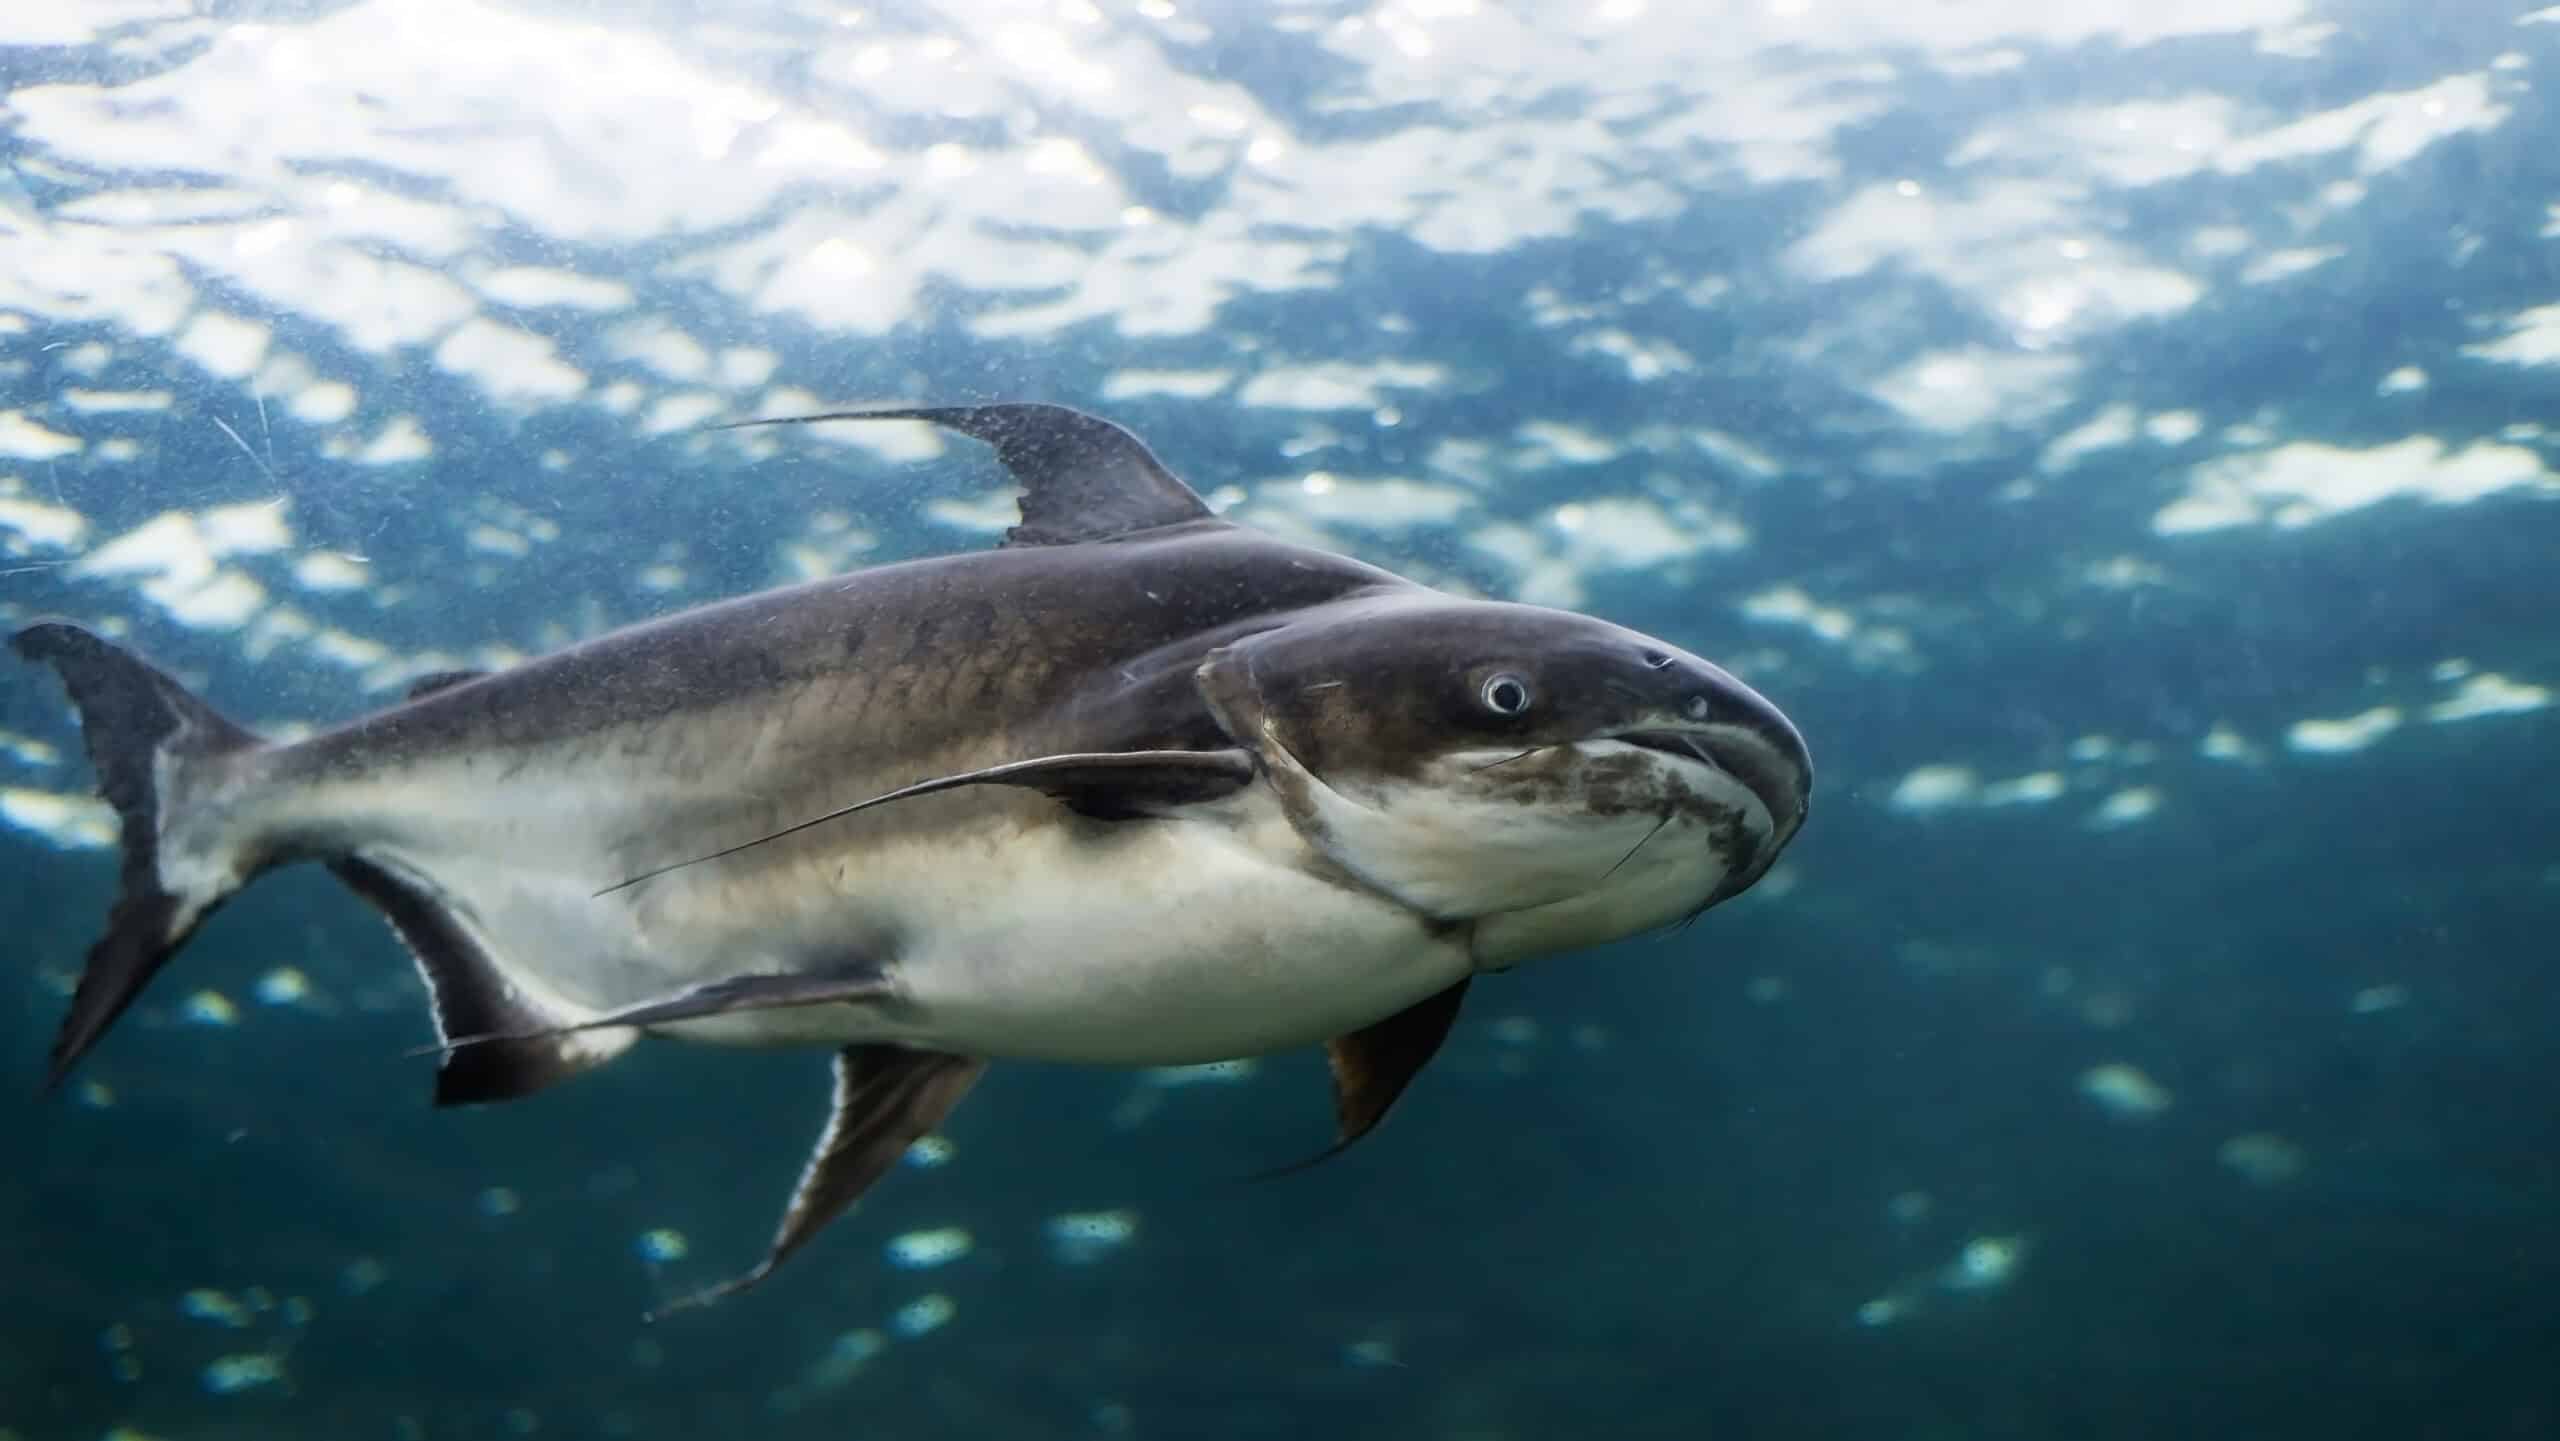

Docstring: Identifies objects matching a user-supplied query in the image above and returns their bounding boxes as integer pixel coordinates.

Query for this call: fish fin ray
[435,963,894,1050]
[402,668,490,700]
[12,620,267,1091]
[708,402,1215,546]
[602,749,1255,894]
[328,856,633,1106]
[1247,978,1471,1181]
[650,1045,985,1319]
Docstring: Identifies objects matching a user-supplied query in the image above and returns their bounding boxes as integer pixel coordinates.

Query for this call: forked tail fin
[12,620,269,1091]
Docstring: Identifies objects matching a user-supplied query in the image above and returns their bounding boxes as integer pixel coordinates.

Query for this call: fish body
[280,526,1461,1066]
[17,402,1812,1311]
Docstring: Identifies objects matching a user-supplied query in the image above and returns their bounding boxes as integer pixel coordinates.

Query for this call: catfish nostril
[1641,650,1674,671]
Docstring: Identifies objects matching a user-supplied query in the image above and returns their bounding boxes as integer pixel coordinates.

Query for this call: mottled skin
[1196,594,1806,915]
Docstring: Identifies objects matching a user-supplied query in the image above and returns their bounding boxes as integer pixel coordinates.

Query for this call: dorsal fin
[404,669,490,701]
[709,403,1217,546]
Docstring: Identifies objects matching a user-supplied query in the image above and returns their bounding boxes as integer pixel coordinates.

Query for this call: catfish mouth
[1615,729,1800,833]
[1618,730,1712,764]
[1617,729,1724,777]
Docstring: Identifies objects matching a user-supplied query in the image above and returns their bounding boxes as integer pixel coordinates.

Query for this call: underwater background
[4,1,2557,1437]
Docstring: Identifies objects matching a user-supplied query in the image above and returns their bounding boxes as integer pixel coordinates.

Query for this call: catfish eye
[1481,673,1534,717]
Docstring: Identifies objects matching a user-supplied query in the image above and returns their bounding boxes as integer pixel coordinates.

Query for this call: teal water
[3,2,2556,1437]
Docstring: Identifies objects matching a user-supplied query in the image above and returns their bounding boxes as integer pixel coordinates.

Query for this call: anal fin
[1252,978,1471,1180]
[651,1045,985,1320]
[327,856,633,1107]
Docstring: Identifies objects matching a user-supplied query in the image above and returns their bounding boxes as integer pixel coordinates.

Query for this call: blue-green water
[4,2,2557,1437]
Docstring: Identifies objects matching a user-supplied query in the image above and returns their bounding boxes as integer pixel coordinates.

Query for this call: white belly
[900,808,1472,1064]
[341,767,1470,1067]
[654,789,1473,1065]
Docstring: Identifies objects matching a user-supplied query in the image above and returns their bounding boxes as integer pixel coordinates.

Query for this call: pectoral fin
[1251,978,1472,1180]
[998,748,1259,820]
[600,749,1256,895]
[650,1045,986,1319]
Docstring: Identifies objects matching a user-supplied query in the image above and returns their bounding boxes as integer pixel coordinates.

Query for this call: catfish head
[1198,595,1812,970]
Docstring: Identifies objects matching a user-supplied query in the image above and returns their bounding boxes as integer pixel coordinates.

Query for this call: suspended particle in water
[1942,1235,2028,1292]
[884,1227,972,1270]
[179,1290,251,1328]
[1046,1209,1138,1265]
[889,1294,955,1339]
[202,1353,285,1395]
[254,968,310,1005]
